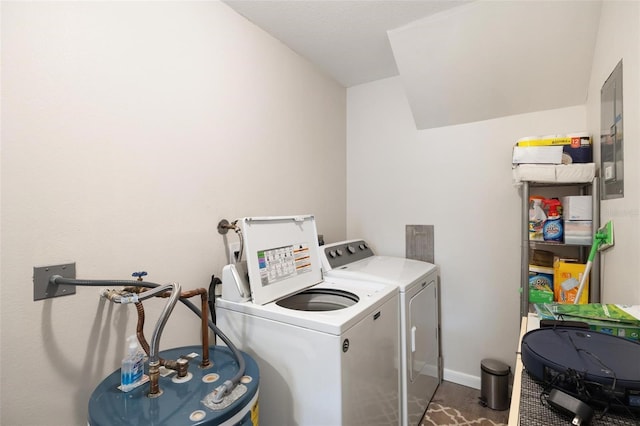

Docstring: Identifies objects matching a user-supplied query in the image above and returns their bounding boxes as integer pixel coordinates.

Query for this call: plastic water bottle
[121,335,144,392]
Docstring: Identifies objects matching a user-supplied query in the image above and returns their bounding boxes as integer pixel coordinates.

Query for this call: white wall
[346,0,640,389]
[0,2,346,425]
[347,79,586,387]
[2,1,638,423]
[586,0,640,304]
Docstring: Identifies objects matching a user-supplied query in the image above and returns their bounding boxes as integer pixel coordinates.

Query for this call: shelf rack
[520,177,600,317]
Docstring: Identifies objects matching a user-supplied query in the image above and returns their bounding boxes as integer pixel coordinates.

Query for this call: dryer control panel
[321,239,375,270]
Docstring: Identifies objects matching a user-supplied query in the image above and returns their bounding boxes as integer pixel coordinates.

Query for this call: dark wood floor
[424,380,509,425]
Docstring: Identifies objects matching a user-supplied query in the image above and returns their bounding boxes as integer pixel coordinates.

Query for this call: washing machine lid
[241,215,323,305]
[320,239,438,288]
[326,255,437,291]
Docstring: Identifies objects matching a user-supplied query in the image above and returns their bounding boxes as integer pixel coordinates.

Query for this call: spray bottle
[543,198,563,242]
[121,335,144,392]
[528,196,547,241]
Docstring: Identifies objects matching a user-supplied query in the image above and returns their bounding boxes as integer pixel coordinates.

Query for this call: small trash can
[480,358,511,410]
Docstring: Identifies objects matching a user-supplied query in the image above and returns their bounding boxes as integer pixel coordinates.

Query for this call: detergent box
[553,258,588,304]
[528,265,554,303]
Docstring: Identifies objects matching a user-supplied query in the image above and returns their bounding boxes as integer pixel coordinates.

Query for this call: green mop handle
[586,237,600,263]
[573,235,602,304]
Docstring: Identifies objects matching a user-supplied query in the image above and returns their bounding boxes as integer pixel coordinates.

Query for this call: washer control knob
[329,250,337,258]
[336,249,343,256]
[359,243,368,250]
[347,246,356,254]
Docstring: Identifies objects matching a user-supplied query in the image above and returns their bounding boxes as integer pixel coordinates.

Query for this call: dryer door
[408,277,439,391]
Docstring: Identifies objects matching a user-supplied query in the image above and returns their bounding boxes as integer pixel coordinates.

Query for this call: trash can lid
[481,358,510,375]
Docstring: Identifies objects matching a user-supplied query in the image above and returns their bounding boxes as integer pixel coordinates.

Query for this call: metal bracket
[33,263,76,301]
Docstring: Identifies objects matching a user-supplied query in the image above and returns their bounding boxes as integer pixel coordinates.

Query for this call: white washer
[216,217,400,426]
[320,239,441,426]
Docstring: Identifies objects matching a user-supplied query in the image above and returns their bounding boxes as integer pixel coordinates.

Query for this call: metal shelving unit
[520,177,600,317]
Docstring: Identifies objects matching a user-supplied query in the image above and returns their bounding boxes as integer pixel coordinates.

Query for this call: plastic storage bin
[480,358,511,410]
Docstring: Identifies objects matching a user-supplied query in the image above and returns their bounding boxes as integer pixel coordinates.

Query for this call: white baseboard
[443,368,481,390]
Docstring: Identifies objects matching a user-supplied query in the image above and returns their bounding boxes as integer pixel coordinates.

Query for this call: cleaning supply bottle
[121,335,144,392]
[543,198,563,242]
[528,196,546,241]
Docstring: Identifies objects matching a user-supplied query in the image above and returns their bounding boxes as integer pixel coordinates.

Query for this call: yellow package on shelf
[553,258,589,304]
[516,135,588,146]
[516,133,592,164]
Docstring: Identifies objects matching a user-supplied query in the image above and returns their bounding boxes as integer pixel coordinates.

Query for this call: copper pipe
[134,294,175,370]
[56,278,220,398]
[198,290,211,368]
[135,286,211,369]
[135,301,179,371]
[157,288,211,368]
[148,361,161,397]
[135,302,151,356]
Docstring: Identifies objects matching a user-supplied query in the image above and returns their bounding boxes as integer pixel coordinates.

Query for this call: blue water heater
[88,345,259,426]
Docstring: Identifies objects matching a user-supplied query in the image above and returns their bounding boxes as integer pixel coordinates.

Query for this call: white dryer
[216,217,400,426]
[320,240,441,426]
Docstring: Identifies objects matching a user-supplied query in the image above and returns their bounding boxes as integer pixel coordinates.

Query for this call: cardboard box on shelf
[564,220,593,245]
[529,248,555,267]
[562,195,593,220]
[553,258,589,304]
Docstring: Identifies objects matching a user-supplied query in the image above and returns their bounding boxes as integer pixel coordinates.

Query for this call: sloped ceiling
[223,0,471,87]
[389,1,602,129]
[223,0,602,130]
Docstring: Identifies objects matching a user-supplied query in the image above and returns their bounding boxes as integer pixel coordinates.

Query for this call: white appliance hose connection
[217,219,245,263]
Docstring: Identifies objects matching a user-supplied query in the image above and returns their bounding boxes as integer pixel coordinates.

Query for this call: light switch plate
[33,263,76,301]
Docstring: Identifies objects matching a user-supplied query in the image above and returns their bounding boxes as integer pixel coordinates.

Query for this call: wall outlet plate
[228,242,241,263]
[33,263,76,301]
